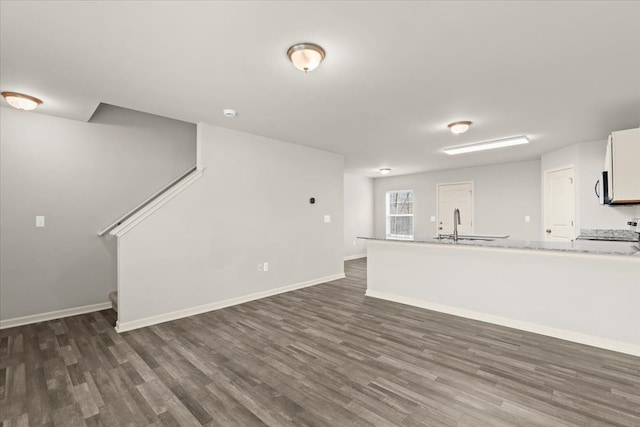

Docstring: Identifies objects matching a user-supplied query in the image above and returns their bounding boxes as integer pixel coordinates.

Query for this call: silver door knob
[545,229,551,234]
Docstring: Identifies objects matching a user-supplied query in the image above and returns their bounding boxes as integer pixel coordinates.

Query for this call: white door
[543,166,576,241]
[437,182,474,235]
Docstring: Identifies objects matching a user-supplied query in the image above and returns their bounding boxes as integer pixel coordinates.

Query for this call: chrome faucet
[453,208,461,242]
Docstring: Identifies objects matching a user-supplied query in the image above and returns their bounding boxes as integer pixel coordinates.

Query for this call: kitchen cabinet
[365,238,640,356]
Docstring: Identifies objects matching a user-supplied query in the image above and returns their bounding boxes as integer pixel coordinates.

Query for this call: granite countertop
[358,235,640,257]
[576,228,640,242]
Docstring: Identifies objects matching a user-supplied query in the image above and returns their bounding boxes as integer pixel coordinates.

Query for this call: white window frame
[385,190,414,240]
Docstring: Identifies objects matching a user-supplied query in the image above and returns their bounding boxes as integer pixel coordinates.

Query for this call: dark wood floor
[1,258,639,426]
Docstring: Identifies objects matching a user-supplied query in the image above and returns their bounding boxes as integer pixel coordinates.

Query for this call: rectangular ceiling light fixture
[443,135,530,155]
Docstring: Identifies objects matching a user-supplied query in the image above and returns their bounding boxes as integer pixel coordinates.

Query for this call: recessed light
[287,43,325,73]
[379,168,391,175]
[443,136,530,155]
[2,91,42,111]
[223,109,236,118]
[448,121,472,134]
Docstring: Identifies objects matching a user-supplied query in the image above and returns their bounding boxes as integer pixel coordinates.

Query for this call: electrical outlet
[36,216,45,227]
[263,262,269,272]
[525,215,531,223]
[430,216,436,222]
[324,215,331,223]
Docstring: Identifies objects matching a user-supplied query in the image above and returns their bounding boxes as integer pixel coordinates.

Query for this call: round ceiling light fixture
[2,91,42,111]
[379,168,391,175]
[448,121,472,135]
[223,109,237,118]
[287,43,325,73]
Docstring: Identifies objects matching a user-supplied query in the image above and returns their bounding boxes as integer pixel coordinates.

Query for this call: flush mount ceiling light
[379,168,392,175]
[443,136,530,155]
[287,43,325,73]
[223,109,236,118]
[2,91,42,111]
[448,121,472,134]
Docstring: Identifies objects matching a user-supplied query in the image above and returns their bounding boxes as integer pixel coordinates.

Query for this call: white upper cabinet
[606,128,640,204]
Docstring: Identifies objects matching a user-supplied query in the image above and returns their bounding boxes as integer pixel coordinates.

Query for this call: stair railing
[98,165,199,236]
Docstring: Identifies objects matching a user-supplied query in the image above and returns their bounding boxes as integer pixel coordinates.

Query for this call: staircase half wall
[115,123,345,331]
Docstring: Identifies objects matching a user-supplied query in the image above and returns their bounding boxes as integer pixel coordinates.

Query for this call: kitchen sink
[435,236,494,241]
[434,234,509,241]
[458,237,494,241]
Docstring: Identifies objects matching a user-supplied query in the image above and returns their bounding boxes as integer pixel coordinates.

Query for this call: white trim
[365,290,640,357]
[344,254,366,261]
[110,168,204,237]
[0,302,112,330]
[115,273,346,333]
[543,164,576,174]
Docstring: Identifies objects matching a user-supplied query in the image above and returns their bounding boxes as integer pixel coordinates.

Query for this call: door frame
[436,181,475,235]
[543,165,576,241]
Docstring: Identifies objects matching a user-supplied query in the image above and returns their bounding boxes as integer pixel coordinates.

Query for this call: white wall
[0,105,195,322]
[541,140,638,232]
[374,160,541,241]
[344,174,374,259]
[117,124,344,328]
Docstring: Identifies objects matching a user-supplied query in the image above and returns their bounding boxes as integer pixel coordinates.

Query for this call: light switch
[36,216,45,228]
[324,215,331,223]
[263,262,269,272]
[525,215,531,223]
[430,216,436,222]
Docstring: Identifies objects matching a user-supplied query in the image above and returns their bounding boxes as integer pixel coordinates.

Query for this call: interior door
[543,166,576,241]
[437,182,474,235]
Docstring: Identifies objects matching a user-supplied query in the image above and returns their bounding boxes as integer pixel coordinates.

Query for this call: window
[386,190,414,239]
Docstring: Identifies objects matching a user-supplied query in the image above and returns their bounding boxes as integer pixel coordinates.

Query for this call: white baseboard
[365,290,640,357]
[344,254,366,261]
[0,302,113,330]
[116,273,346,333]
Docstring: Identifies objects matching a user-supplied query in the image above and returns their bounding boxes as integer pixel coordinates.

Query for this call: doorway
[436,182,474,236]
[543,166,576,241]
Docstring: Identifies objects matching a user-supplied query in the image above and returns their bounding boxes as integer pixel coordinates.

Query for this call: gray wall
[344,174,374,258]
[374,160,542,241]
[117,123,344,327]
[541,140,639,231]
[0,104,196,321]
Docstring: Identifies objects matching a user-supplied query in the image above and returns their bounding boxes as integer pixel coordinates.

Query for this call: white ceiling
[2,1,639,177]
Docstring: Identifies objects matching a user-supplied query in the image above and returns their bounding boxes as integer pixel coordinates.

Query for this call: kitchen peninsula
[359,236,640,356]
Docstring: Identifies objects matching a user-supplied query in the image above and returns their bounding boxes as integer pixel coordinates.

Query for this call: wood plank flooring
[1,258,639,426]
